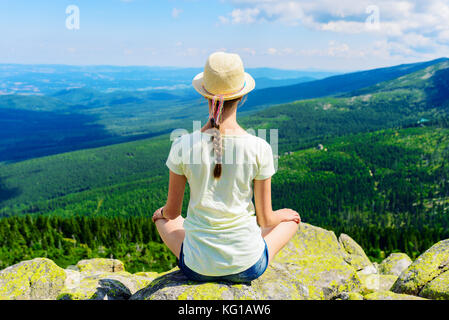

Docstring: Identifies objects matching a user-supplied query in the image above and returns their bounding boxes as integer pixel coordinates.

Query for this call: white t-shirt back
[166,130,276,276]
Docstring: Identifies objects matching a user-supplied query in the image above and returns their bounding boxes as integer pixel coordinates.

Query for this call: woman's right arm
[254,178,300,228]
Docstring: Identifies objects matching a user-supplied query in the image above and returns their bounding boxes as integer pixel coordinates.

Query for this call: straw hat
[192,51,255,101]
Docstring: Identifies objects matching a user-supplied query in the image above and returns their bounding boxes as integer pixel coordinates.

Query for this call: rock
[76,258,125,273]
[134,271,160,278]
[75,258,125,273]
[364,290,427,300]
[379,253,412,276]
[347,292,364,300]
[419,270,449,300]
[392,239,449,298]
[335,292,364,300]
[0,258,66,300]
[5,224,446,300]
[130,223,362,300]
[57,270,157,300]
[64,269,82,290]
[358,273,398,294]
[338,233,372,270]
[131,268,262,300]
[358,264,378,275]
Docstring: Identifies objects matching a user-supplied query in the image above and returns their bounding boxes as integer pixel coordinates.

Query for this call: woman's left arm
[155,170,187,220]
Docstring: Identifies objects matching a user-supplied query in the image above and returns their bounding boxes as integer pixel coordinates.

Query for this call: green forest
[1,121,448,271]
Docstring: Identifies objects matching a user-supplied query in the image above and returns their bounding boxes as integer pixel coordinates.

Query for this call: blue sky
[1,0,448,71]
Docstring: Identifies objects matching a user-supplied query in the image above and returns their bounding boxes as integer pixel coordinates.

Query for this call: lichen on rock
[338,233,373,271]
[419,270,449,300]
[363,290,427,300]
[131,223,362,300]
[0,258,66,300]
[76,258,125,273]
[391,239,449,298]
[379,253,412,276]
[58,270,157,300]
[358,273,398,294]
[1,224,447,300]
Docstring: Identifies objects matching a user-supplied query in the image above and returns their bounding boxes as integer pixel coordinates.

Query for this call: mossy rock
[392,239,449,298]
[347,292,364,300]
[358,273,398,294]
[379,253,412,276]
[57,271,155,300]
[134,271,160,279]
[0,258,66,300]
[76,258,125,273]
[130,223,362,300]
[131,268,261,300]
[364,290,426,300]
[338,233,372,271]
[419,270,449,300]
[335,292,364,300]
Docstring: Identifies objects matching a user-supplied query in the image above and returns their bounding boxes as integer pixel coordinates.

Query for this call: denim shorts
[177,239,269,283]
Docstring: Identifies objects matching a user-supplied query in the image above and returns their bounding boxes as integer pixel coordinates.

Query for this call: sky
[1,0,449,71]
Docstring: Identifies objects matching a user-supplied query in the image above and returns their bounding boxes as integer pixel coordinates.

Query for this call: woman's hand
[276,209,301,224]
[152,206,166,223]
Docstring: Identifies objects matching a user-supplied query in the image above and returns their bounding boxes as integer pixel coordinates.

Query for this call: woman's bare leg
[155,215,185,259]
[261,210,300,264]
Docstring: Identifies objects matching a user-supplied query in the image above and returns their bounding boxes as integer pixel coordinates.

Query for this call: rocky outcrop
[76,258,125,273]
[0,258,66,300]
[392,239,449,299]
[363,290,427,300]
[132,223,362,300]
[0,223,447,300]
[358,274,398,294]
[339,233,373,271]
[379,253,412,276]
[58,270,156,300]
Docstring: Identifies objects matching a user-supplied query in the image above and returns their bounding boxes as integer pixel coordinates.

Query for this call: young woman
[152,52,300,283]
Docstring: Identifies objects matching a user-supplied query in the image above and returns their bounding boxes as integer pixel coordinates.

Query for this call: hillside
[242,60,449,153]
[1,123,448,272]
[1,58,445,162]
[3,59,449,209]
[242,58,449,112]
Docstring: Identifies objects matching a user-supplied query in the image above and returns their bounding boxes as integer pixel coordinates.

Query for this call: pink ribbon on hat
[202,81,246,125]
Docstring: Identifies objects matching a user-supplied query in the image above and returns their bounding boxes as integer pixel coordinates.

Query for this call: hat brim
[192,72,256,101]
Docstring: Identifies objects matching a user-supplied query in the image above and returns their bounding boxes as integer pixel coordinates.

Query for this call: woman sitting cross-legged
[152,51,301,283]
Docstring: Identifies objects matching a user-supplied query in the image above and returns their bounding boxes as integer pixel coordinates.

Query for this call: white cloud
[222,0,449,60]
[231,8,260,24]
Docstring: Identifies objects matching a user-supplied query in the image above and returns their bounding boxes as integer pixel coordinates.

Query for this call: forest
[1,121,448,271]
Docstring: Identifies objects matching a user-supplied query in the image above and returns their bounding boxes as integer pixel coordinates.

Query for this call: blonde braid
[210,100,223,179]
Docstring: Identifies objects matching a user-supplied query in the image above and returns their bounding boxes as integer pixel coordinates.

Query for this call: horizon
[1,1,449,71]
[2,56,448,74]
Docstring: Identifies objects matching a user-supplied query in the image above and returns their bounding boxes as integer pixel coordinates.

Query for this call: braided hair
[208,95,247,179]
[210,117,222,179]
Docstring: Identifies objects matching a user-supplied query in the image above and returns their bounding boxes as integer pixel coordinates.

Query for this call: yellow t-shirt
[166,130,276,276]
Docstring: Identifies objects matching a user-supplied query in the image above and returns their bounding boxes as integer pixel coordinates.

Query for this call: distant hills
[241,59,449,152]
[1,58,448,163]
[1,57,449,209]
[242,58,449,112]
[0,64,338,95]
